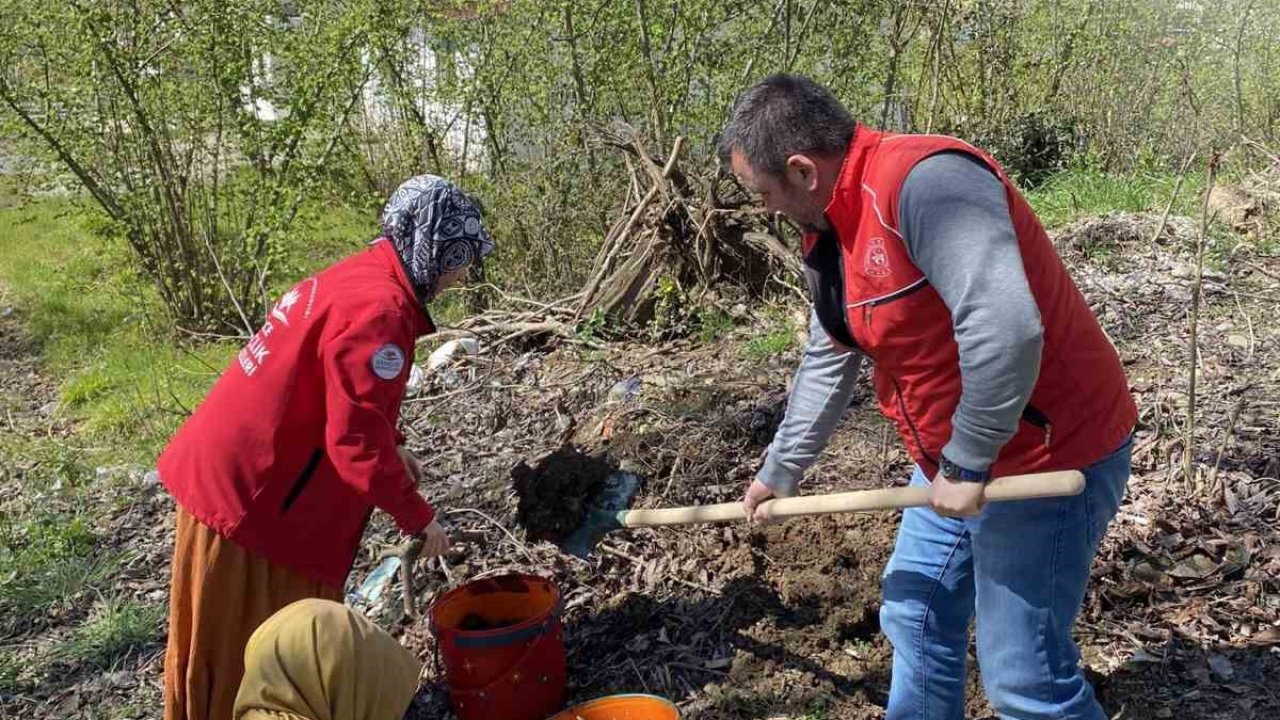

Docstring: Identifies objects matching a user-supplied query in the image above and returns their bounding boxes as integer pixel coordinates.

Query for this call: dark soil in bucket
[458,613,522,631]
[512,445,617,543]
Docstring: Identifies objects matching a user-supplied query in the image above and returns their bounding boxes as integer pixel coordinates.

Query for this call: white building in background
[358,26,489,173]
[239,9,297,123]
[239,14,487,172]
[242,52,287,123]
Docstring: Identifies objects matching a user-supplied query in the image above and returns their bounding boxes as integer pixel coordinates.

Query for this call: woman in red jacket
[159,175,493,720]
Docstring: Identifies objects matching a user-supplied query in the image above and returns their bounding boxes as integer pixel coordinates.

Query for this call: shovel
[562,469,1085,557]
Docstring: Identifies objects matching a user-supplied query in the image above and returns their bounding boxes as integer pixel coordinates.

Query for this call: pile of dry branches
[439,128,798,345]
[574,127,799,325]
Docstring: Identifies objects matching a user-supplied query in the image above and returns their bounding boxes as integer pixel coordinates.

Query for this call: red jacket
[158,240,436,587]
[812,126,1136,477]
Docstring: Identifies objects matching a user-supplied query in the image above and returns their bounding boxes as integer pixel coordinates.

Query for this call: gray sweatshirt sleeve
[755,310,863,496]
[899,152,1044,472]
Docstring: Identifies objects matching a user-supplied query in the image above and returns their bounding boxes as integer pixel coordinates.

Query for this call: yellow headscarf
[234,599,423,720]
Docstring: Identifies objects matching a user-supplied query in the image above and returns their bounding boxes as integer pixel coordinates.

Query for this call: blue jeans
[880,436,1132,720]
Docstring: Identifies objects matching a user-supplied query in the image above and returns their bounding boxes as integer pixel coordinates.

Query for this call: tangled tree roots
[438,128,801,346]
[575,127,801,325]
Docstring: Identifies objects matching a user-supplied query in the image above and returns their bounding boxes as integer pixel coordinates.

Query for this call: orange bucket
[548,694,680,719]
[429,574,566,720]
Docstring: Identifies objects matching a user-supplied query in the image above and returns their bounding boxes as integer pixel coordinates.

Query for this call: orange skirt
[162,508,342,720]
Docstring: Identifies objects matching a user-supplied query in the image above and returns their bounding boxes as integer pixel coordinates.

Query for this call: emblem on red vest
[865,237,891,277]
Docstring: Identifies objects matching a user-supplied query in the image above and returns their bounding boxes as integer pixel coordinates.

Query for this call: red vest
[810,126,1136,477]
[158,240,436,587]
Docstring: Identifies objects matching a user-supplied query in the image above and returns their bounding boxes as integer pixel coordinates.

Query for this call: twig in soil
[667,661,728,676]
[630,657,651,693]
[1233,293,1256,360]
[443,507,538,563]
[1149,151,1198,254]
[1131,434,1161,466]
[750,546,778,567]
[436,556,454,586]
[1185,152,1219,493]
[1243,260,1280,283]
[661,452,685,497]
[403,382,485,404]
[377,537,425,618]
[1240,134,1280,165]
[1209,396,1246,502]
[446,283,580,313]
[1228,290,1280,303]
[1115,511,1152,526]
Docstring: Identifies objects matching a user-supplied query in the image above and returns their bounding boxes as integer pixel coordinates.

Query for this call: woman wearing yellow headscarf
[234,599,423,720]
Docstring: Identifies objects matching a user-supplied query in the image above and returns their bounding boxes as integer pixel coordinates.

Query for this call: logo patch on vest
[371,344,406,380]
[865,237,892,277]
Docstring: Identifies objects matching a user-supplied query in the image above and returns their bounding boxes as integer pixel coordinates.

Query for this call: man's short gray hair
[718,74,856,177]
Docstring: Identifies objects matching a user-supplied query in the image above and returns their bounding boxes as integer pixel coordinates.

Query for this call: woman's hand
[416,519,450,557]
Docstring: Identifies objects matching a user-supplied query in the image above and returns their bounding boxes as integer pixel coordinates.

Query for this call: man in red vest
[720,75,1135,719]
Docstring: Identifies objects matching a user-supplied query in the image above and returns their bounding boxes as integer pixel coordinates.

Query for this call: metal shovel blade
[561,470,643,558]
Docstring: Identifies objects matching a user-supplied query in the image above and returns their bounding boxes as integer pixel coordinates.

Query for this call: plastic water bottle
[346,556,401,609]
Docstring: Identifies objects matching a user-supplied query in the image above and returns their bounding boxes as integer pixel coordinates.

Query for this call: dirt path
[0,295,171,720]
[0,301,57,436]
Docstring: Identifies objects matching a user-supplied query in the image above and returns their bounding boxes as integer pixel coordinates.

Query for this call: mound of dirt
[1211,162,1280,235]
[1052,210,1197,253]
[512,446,617,543]
[722,514,895,699]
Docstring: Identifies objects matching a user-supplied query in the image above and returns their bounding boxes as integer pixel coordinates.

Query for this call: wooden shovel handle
[618,470,1085,528]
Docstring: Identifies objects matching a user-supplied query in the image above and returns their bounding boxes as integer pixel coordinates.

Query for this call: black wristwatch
[939,455,991,483]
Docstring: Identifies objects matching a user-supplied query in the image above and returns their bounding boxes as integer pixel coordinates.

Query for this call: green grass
[429,285,486,328]
[0,419,125,669]
[0,191,370,672]
[743,308,797,361]
[744,330,794,360]
[0,597,165,690]
[0,198,235,459]
[695,308,736,344]
[0,193,388,461]
[284,201,376,279]
[1025,167,1205,228]
[50,597,165,671]
[1025,165,1276,264]
[0,505,112,625]
[0,648,21,693]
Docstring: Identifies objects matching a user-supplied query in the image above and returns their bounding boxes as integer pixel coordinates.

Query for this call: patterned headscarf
[379,175,494,304]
